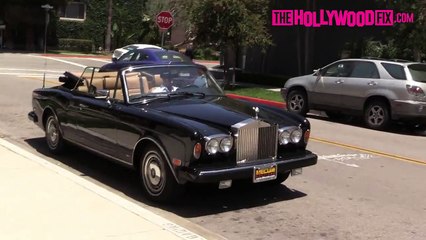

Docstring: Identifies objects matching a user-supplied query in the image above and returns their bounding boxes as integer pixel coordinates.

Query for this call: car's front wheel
[139,146,184,202]
[45,114,65,154]
[364,100,390,130]
[287,89,308,116]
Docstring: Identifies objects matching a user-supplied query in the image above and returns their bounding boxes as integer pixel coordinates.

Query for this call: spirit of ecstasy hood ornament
[252,107,259,119]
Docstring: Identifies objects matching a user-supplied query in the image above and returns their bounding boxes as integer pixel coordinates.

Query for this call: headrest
[154,74,163,86]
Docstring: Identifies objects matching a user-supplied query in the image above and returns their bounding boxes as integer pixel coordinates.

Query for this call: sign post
[41,4,53,89]
[155,11,174,47]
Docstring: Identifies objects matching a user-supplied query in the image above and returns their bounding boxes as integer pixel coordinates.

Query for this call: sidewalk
[0,139,217,240]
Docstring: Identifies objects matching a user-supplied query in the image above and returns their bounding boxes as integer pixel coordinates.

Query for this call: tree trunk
[105,0,113,52]
[223,44,236,88]
[414,47,421,62]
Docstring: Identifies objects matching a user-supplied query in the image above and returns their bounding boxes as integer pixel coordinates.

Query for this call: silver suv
[281,58,426,130]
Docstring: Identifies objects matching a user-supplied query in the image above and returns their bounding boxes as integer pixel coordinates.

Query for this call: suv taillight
[406,85,425,97]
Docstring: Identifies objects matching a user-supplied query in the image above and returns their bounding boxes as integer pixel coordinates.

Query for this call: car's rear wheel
[287,89,308,116]
[139,146,184,202]
[364,100,390,130]
[45,114,65,154]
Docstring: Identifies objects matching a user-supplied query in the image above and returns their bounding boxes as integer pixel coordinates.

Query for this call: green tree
[181,0,272,86]
[382,0,426,61]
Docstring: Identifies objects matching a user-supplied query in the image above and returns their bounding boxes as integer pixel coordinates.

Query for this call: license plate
[253,164,277,183]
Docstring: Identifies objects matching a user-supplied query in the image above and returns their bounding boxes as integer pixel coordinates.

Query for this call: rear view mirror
[112,57,118,62]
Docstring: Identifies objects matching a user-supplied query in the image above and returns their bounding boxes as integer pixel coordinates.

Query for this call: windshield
[408,64,426,83]
[123,65,224,103]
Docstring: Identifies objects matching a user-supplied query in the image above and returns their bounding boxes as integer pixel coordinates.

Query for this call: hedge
[58,38,94,53]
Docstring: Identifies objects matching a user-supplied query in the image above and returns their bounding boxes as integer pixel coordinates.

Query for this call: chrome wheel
[364,101,390,130]
[45,115,63,152]
[139,146,185,202]
[142,151,166,196]
[367,105,385,126]
[289,94,305,111]
[47,119,58,147]
[286,89,308,116]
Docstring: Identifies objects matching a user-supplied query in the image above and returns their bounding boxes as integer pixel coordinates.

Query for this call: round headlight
[279,130,291,145]
[206,139,219,154]
[219,137,233,152]
[290,128,303,143]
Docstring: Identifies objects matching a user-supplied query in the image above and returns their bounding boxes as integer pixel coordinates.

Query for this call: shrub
[237,71,290,87]
[58,38,94,53]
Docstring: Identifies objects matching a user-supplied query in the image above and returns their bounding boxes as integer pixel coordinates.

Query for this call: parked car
[112,44,163,60]
[281,58,426,130]
[28,63,317,202]
[101,48,192,72]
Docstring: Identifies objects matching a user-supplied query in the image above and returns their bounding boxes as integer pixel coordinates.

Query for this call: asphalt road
[1,53,425,240]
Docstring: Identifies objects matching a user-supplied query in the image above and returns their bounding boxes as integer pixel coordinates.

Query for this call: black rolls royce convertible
[28,63,317,202]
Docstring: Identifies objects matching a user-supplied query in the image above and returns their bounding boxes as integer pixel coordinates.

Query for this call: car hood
[148,96,302,129]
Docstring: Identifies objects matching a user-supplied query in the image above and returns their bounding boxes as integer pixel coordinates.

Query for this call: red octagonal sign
[156,11,174,30]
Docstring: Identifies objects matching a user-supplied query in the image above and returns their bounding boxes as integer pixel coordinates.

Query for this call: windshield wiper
[130,93,169,103]
[168,91,206,98]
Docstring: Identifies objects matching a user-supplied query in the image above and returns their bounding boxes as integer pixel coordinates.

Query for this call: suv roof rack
[361,56,412,63]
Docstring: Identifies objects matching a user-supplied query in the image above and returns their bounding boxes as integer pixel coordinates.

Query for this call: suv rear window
[408,64,426,83]
[381,63,406,80]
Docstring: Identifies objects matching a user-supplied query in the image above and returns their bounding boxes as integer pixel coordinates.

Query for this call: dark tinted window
[408,64,426,83]
[118,50,136,61]
[154,52,190,62]
[350,61,379,78]
[322,61,353,77]
[381,63,406,80]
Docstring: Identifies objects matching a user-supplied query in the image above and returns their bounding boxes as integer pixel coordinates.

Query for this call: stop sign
[156,11,174,30]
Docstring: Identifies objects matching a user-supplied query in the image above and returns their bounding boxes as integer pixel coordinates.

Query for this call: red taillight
[406,85,425,97]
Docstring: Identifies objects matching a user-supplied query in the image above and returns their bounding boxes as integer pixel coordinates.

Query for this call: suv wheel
[287,89,308,116]
[364,101,390,130]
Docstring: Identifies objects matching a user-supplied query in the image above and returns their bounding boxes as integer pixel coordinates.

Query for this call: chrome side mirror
[95,89,110,99]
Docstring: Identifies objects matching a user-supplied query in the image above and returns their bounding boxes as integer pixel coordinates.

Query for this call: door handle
[368,81,377,86]
[335,79,344,84]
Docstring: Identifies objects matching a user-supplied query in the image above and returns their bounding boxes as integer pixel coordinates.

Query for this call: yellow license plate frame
[253,163,277,183]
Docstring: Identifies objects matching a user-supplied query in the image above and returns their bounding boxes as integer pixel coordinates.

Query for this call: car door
[69,74,124,160]
[338,61,380,111]
[311,61,353,108]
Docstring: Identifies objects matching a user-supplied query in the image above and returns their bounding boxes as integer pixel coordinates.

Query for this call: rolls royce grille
[233,120,278,164]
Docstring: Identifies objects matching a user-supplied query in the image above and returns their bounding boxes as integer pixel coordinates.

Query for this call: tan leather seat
[104,76,123,100]
[153,74,163,87]
[126,73,142,97]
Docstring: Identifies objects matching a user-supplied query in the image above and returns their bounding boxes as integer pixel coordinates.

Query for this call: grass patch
[225,87,283,102]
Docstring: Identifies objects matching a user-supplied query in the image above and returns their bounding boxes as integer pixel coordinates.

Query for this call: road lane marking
[311,137,426,166]
[29,55,87,68]
[0,68,63,73]
[88,58,110,63]
[0,138,208,240]
[317,154,375,168]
